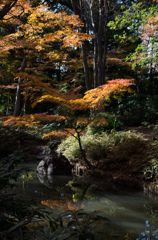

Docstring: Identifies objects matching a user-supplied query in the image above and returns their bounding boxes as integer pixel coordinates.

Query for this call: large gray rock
[37,155,73,175]
[37,157,53,175]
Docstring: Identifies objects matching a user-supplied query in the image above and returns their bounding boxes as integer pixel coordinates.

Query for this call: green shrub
[57,130,143,164]
[144,141,158,180]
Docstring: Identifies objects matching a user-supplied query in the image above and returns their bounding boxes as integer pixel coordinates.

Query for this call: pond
[16,163,158,240]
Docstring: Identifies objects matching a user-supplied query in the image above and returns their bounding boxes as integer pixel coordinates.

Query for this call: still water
[16,163,158,240]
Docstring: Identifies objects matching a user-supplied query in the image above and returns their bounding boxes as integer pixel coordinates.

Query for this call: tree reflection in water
[20,168,158,240]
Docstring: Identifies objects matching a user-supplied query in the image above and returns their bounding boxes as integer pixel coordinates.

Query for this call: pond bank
[1,124,158,196]
[72,126,158,195]
[73,161,158,196]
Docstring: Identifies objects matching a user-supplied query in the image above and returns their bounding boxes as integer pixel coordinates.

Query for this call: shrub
[57,130,144,164]
[144,141,158,180]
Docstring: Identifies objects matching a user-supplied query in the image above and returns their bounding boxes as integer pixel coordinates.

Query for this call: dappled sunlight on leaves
[0,113,66,127]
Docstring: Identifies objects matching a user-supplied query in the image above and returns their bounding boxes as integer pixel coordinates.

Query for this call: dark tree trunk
[81,42,90,90]
[97,0,104,86]
[48,0,113,88]
[13,52,28,116]
[71,0,90,90]
[93,37,98,88]
[77,131,93,169]
[101,0,109,85]
[0,0,18,20]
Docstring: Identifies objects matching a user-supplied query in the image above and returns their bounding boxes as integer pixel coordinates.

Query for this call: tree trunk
[80,0,90,90]
[58,0,112,88]
[97,0,104,86]
[0,0,18,20]
[93,37,98,88]
[13,53,28,116]
[81,43,90,90]
[77,131,93,169]
[89,3,98,88]
[71,0,90,90]
[101,0,109,85]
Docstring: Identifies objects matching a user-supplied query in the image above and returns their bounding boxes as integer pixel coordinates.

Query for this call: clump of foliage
[144,140,158,180]
[108,2,158,71]
[57,130,144,165]
[58,129,158,181]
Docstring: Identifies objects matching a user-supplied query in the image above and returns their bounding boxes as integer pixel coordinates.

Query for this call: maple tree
[0,0,30,20]
[0,0,20,20]
[1,78,134,168]
[1,1,156,167]
[0,3,92,116]
[0,0,31,115]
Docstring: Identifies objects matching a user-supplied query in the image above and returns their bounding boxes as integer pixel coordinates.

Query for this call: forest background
[0,0,157,126]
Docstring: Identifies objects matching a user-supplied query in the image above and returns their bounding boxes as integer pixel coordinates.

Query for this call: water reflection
[16,164,158,240]
[37,173,53,188]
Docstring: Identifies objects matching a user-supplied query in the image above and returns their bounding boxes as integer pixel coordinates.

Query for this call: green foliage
[89,113,122,134]
[144,140,158,180]
[115,95,158,126]
[105,117,122,131]
[108,2,158,70]
[57,130,144,164]
[108,2,145,41]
